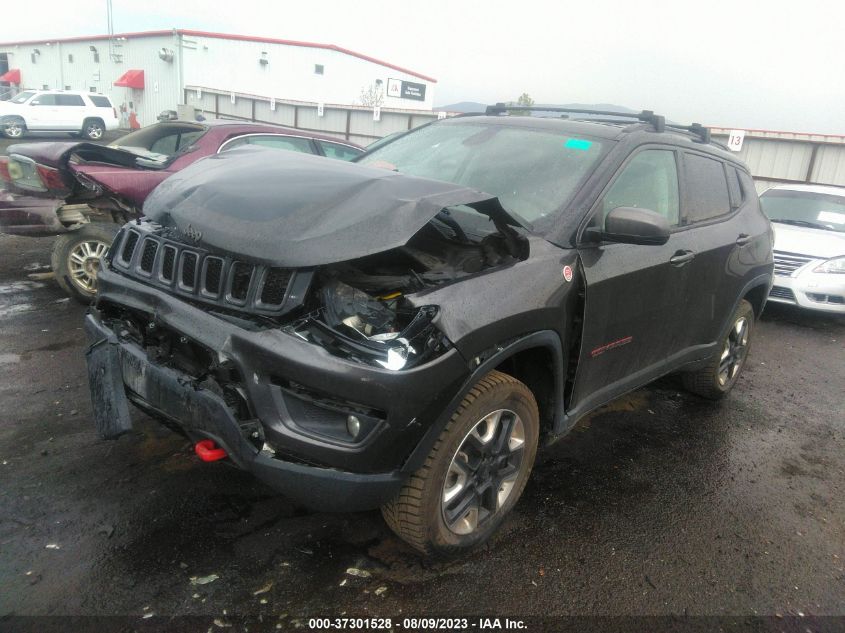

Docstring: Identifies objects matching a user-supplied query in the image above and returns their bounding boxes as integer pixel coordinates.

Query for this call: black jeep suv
[85,106,774,555]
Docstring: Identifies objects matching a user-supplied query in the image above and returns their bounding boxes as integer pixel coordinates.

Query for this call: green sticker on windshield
[565,138,592,151]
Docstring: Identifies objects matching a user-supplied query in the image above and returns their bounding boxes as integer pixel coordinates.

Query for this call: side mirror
[593,206,670,245]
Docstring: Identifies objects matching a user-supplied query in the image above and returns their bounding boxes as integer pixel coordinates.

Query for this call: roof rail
[485,103,713,144]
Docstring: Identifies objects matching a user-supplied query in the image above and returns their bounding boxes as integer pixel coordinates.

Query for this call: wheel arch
[401,330,565,474]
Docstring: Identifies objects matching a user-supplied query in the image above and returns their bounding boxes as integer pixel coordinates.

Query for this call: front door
[571,147,696,414]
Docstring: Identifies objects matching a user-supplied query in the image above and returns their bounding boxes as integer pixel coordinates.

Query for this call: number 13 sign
[728,129,746,152]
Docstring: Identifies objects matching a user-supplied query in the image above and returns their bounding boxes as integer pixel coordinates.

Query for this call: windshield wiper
[770,218,837,231]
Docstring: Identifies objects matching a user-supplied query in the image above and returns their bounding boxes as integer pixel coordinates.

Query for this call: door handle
[735,234,752,246]
[669,250,695,266]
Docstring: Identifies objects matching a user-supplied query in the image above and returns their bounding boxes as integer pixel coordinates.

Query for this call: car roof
[764,183,845,197]
[198,119,364,148]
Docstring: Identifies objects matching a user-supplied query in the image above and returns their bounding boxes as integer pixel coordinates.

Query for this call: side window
[31,94,58,106]
[601,149,680,226]
[247,135,313,153]
[57,94,85,106]
[219,137,250,153]
[319,141,363,161]
[89,95,112,108]
[725,165,743,209]
[684,153,732,222]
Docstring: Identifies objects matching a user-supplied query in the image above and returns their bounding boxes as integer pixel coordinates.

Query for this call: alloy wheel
[86,123,104,140]
[718,316,749,386]
[4,121,23,138]
[441,409,526,535]
[67,239,109,294]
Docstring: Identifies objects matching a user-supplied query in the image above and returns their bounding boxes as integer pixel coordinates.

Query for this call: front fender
[401,330,565,473]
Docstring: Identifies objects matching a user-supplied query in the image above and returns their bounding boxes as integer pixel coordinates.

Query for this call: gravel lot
[0,136,843,631]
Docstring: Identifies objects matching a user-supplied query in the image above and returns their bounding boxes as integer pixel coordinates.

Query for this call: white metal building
[0,29,437,126]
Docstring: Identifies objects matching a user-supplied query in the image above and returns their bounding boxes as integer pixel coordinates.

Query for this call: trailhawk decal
[590,336,633,358]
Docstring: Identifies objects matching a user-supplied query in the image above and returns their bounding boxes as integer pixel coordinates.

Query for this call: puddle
[0,303,35,318]
[0,353,21,364]
[23,262,51,272]
[0,281,46,294]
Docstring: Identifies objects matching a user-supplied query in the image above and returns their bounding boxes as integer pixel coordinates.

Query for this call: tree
[359,82,384,107]
[508,93,534,116]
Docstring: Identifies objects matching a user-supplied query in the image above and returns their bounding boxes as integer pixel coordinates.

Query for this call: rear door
[572,146,699,412]
[678,153,768,348]
[55,93,87,129]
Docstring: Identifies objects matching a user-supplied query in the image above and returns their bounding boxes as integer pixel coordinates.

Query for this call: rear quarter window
[89,95,112,108]
[684,153,732,223]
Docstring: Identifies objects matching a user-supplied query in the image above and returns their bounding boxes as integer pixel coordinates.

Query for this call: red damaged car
[0,119,363,302]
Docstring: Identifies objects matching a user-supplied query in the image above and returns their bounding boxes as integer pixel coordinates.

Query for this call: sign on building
[727,130,746,152]
[387,78,426,102]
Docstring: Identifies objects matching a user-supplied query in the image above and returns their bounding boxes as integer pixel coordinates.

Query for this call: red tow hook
[194,439,228,462]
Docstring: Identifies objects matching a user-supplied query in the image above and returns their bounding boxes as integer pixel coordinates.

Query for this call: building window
[89,87,96,93]
[42,84,49,89]
[314,64,324,75]
[68,54,74,63]
[64,85,71,90]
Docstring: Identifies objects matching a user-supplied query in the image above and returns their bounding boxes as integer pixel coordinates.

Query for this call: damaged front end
[87,149,533,508]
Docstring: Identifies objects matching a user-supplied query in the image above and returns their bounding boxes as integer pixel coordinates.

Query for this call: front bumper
[85,267,472,510]
[768,270,845,314]
[0,190,67,236]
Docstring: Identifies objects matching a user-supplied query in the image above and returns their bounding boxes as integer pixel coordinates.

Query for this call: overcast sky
[3,0,843,134]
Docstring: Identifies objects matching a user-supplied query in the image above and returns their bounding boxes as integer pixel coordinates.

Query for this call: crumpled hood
[773,223,845,259]
[143,146,519,267]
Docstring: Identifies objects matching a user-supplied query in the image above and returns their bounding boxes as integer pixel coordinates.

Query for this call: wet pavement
[0,230,843,625]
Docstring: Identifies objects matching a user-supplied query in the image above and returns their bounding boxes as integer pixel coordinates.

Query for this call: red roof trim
[709,125,845,140]
[0,29,437,84]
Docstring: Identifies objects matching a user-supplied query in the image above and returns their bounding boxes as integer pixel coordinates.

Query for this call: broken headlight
[286,279,450,370]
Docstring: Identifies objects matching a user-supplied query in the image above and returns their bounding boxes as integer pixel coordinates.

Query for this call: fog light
[347,415,361,439]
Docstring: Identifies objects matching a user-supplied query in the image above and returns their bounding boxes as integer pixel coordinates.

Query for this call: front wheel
[51,223,118,304]
[382,370,539,556]
[683,299,755,399]
[2,117,25,139]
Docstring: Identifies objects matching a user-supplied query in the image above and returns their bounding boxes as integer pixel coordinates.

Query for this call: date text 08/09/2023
[307,617,528,630]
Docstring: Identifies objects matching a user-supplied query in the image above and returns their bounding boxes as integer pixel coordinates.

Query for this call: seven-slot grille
[773,250,814,276]
[111,226,301,316]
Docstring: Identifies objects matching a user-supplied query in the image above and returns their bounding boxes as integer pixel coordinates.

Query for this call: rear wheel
[683,299,754,399]
[382,370,539,556]
[2,117,25,139]
[81,118,105,140]
[51,223,118,304]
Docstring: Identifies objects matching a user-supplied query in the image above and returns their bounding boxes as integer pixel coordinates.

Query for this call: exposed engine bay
[285,218,526,370]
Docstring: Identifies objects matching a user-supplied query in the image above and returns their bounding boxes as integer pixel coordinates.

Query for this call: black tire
[81,118,105,141]
[682,299,755,400]
[2,117,26,139]
[51,223,118,304]
[382,370,539,556]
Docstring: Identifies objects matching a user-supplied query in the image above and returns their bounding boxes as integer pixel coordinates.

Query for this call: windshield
[11,91,35,104]
[760,189,845,233]
[358,122,608,228]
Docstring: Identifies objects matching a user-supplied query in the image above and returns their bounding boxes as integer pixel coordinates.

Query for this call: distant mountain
[435,101,639,118]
